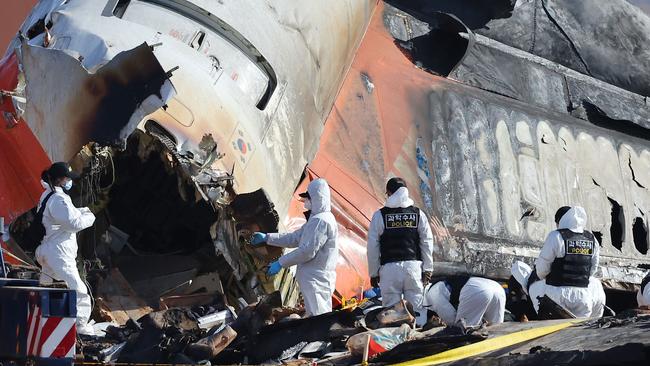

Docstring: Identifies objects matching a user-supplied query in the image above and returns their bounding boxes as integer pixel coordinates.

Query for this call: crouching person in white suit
[522,206,605,318]
[422,276,506,327]
[511,260,605,318]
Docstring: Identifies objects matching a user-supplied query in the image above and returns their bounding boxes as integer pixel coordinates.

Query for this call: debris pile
[76,291,492,365]
[77,281,650,365]
[3,126,310,362]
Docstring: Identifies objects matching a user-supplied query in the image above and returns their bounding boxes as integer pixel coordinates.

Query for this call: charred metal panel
[385,0,517,30]
[479,0,650,97]
[449,35,568,115]
[388,0,650,97]
[450,33,650,131]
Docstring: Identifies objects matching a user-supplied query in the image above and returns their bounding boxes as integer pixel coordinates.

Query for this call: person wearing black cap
[366,177,434,320]
[35,162,96,335]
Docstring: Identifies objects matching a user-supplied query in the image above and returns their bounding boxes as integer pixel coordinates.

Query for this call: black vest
[546,229,595,288]
[379,206,421,265]
[641,272,650,294]
[445,276,470,309]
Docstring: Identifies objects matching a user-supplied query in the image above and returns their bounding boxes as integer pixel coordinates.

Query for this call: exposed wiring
[82,259,96,313]
[80,146,116,207]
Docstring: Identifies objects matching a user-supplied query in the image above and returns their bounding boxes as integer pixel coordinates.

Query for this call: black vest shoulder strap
[582,230,595,241]
[38,191,56,215]
[557,228,573,241]
[447,276,470,309]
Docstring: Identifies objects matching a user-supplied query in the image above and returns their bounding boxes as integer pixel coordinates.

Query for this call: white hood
[558,206,588,233]
[385,187,414,208]
[422,281,446,308]
[40,180,62,194]
[307,178,331,215]
[511,260,533,293]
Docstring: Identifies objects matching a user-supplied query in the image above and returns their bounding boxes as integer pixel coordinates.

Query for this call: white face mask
[303,198,311,211]
[63,179,73,191]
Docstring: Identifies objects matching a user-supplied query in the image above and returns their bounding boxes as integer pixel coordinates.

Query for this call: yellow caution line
[393,321,578,366]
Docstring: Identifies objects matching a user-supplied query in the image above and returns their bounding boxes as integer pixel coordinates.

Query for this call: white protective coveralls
[533,207,602,317]
[35,182,95,333]
[511,261,605,317]
[423,277,506,326]
[367,187,434,310]
[266,179,338,316]
[636,273,650,307]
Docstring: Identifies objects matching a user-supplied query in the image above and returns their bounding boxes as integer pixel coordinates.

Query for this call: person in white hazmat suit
[35,162,96,335]
[522,206,604,318]
[511,260,606,318]
[422,276,506,326]
[637,271,650,307]
[251,178,338,316]
[366,177,434,315]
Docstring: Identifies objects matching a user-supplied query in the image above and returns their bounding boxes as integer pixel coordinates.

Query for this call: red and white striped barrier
[26,302,76,358]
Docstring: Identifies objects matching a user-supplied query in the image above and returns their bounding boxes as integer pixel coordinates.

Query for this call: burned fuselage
[3,0,650,313]
[297,0,650,297]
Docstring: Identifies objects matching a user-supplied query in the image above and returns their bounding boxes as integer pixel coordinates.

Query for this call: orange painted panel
[0,52,51,264]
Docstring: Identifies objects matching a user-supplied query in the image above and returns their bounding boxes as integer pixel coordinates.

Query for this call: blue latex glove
[267,261,282,276]
[363,289,378,299]
[251,232,267,246]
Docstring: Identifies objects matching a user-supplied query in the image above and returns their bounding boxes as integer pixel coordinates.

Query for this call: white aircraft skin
[6,0,375,220]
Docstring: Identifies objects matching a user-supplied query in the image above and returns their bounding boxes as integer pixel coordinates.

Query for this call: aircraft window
[608,197,625,251]
[110,0,276,110]
[633,217,648,255]
[112,0,130,18]
[190,30,205,49]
